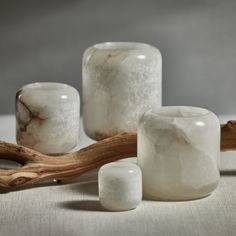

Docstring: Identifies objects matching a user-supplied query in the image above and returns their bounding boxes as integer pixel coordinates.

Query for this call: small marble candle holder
[99,162,142,211]
[83,42,162,140]
[138,106,220,201]
[16,82,80,155]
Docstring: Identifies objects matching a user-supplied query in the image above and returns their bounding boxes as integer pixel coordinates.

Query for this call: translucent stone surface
[83,42,162,140]
[16,82,80,155]
[138,106,220,201]
[99,162,142,211]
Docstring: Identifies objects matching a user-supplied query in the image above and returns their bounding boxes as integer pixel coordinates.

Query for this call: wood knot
[226,120,236,129]
[9,177,32,187]
[17,146,24,152]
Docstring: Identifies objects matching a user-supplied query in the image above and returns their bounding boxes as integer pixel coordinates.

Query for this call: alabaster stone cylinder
[16,82,80,155]
[138,106,220,201]
[99,162,142,211]
[83,42,162,140]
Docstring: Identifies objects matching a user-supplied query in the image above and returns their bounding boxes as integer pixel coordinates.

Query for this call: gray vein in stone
[17,100,47,133]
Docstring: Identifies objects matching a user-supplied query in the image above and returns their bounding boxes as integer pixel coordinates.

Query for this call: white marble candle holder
[83,42,162,140]
[16,82,80,155]
[99,162,142,211]
[138,106,220,201]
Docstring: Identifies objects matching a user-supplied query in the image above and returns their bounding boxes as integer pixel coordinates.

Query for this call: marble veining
[16,82,80,155]
[138,106,220,200]
[83,42,162,140]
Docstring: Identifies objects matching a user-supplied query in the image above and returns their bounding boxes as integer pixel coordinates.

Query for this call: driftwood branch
[0,133,136,189]
[0,120,236,190]
[221,120,236,151]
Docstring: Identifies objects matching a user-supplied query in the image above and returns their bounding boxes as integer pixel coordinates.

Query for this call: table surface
[0,115,236,236]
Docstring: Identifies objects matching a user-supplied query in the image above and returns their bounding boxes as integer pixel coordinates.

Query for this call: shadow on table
[0,182,60,194]
[0,180,99,195]
[67,180,98,196]
[220,170,236,176]
[58,200,105,212]
[0,169,99,194]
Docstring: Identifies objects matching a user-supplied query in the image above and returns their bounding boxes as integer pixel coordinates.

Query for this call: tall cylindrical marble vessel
[83,42,162,140]
[16,82,80,155]
[138,106,220,201]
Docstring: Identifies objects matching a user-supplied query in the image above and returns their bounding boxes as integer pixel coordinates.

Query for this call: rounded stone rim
[17,82,79,95]
[143,106,211,120]
[99,162,141,174]
[93,42,154,50]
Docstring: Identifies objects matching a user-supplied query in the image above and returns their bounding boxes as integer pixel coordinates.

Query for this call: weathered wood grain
[0,120,235,190]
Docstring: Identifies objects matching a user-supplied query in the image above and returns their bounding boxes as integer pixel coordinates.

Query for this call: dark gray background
[0,0,235,115]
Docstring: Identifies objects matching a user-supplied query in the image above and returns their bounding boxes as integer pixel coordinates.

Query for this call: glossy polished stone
[99,162,142,211]
[16,82,80,155]
[83,42,162,140]
[138,106,220,201]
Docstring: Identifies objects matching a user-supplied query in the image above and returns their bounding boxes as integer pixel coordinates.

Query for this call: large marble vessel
[83,42,162,140]
[138,106,220,200]
[16,82,80,155]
